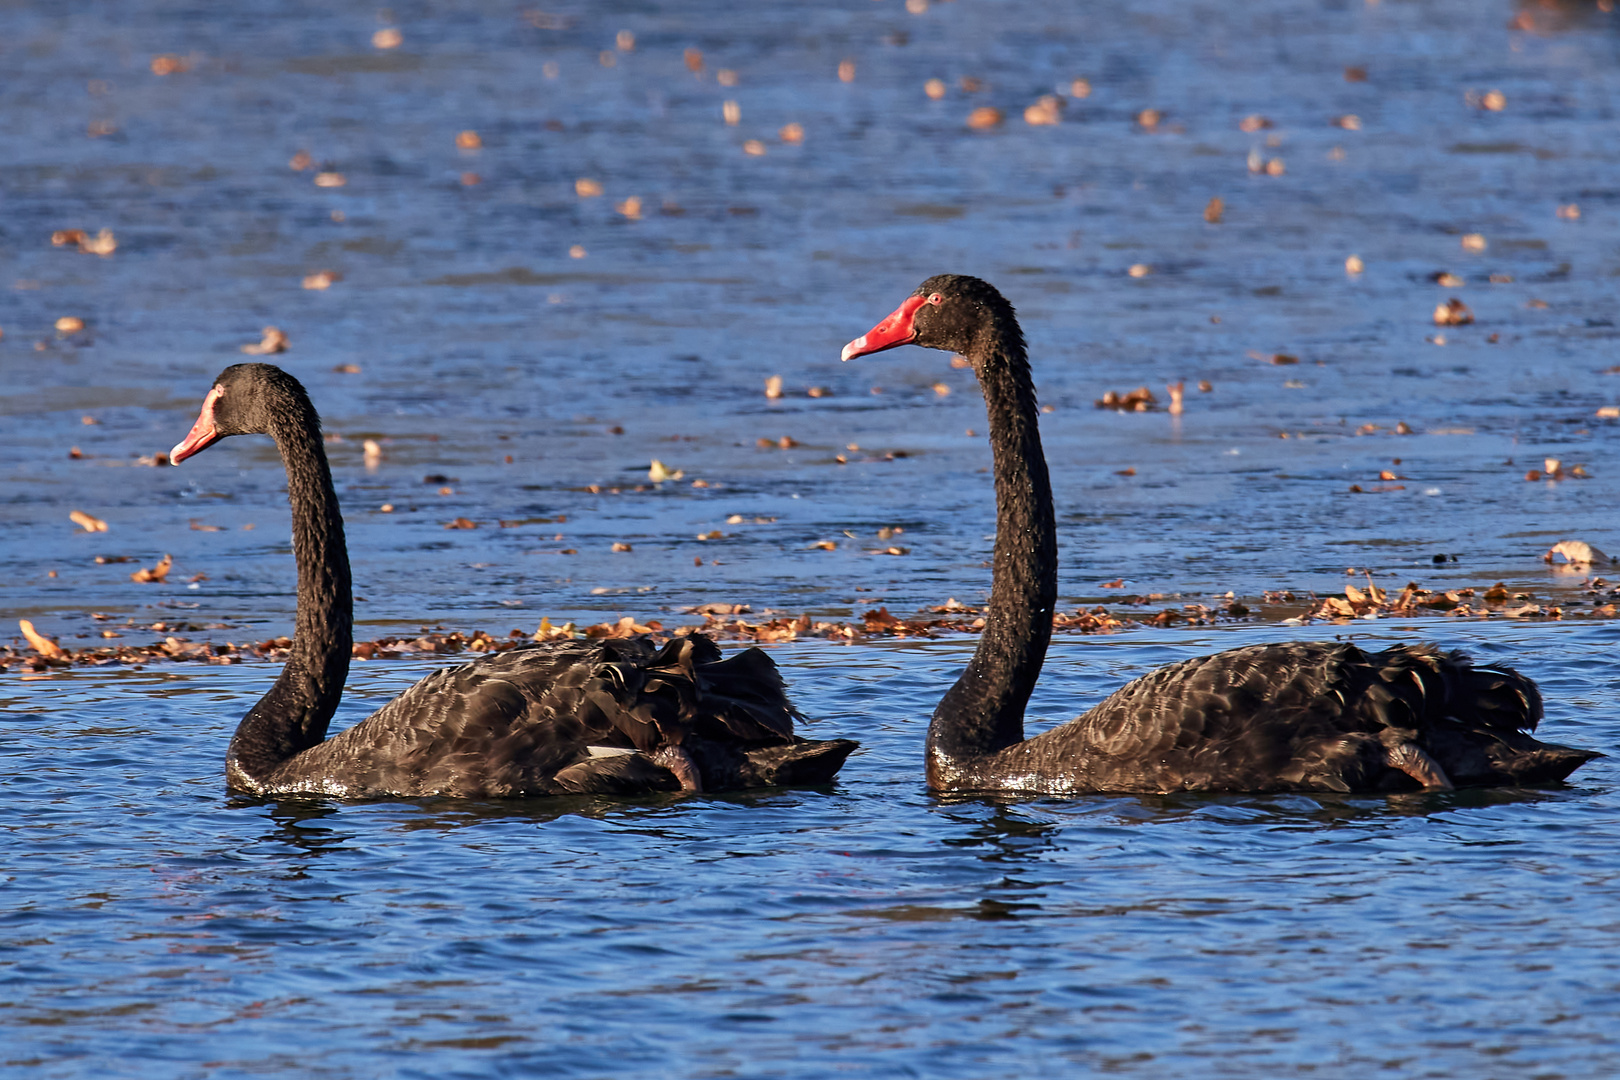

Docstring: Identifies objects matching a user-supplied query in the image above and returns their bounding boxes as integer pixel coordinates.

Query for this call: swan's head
[171,363,318,464]
[841,274,1013,362]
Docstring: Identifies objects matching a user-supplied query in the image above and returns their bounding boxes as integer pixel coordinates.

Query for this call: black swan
[842,275,1597,794]
[170,363,856,798]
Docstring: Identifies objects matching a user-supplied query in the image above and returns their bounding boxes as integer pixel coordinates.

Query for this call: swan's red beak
[170,386,225,464]
[841,295,927,361]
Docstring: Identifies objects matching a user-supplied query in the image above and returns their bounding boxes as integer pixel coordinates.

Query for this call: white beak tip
[840,336,866,362]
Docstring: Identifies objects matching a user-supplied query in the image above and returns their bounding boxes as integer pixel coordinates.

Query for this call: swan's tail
[581,635,857,790]
[1371,646,1599,786]
[739,738,860,787]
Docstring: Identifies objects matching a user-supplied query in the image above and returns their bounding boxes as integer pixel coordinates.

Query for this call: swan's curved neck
[927,314,1058,781]
[226,406,352,788]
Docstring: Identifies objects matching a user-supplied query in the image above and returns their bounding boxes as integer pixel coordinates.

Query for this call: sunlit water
[3,0,1619,646]
[4,622,1619,1077]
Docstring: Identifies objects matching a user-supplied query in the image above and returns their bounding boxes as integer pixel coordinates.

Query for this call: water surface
[4,622,1619,1077]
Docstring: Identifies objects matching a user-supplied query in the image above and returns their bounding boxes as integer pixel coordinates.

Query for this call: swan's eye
[927,293,943,305]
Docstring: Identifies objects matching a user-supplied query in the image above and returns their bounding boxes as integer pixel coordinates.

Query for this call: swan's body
[843,276,1596,794]
[172,363,855,798]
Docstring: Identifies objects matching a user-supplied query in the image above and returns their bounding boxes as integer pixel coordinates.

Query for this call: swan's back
[995,642,1595,794]
[242,636,854,798]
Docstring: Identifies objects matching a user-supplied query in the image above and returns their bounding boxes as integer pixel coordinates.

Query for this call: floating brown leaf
[241,326,288,355]
[131,554,172,583]
[1545,540,1613,565]
[1096,387,1157,411]
[1024,96,1063,125]
[965,106,1003,130]
[19,620,67,660]
[70,510,108,533]
[1433,298,1473,326]
[52,228,117,256]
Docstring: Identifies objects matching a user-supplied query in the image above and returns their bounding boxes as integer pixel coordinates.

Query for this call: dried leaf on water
[70,510,108,533]
[19,620,67,660]
[445,518,477,529]
[1024,96,1063,125]
[303,271,340,290]
[1433,298,1473,326]
[965,107,1003,130]
[1096,387,1157,411]
[648,459,683,481]
[1545,540,1613,565]
[240,327,288,355]
[131,554,172,583]
[52,229,117,256]
[1203,197,1224,224]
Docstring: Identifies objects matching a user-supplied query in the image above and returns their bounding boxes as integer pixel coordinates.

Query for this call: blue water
[4,622,1618,1077]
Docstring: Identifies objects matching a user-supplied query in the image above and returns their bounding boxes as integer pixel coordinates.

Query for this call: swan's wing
[1037,641,1574,792]
[278,635,836,798]
[303,639,631,797]
[585,636,802,750]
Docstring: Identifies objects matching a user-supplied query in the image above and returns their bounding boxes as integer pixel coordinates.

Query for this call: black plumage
[171,363,855,799]
[843,276,1596,795]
